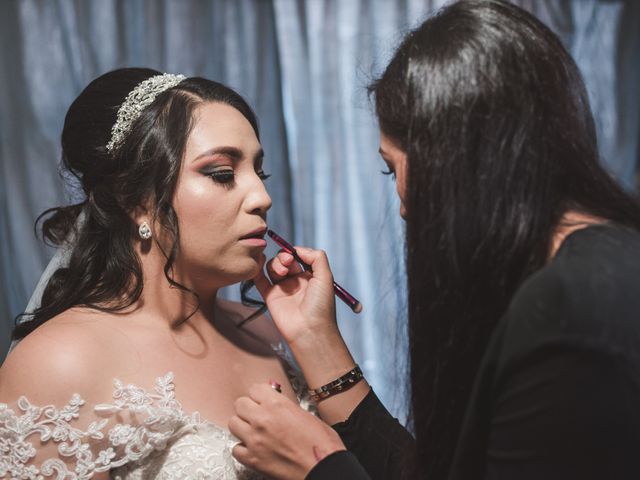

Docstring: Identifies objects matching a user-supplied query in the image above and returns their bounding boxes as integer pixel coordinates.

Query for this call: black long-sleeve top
[307,224,640,479]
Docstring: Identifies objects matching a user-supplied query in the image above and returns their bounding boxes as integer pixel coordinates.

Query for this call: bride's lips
[239,227,268,247]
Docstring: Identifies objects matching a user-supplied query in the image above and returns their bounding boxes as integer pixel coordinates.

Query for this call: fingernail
[269,379,282,393]
[282,252,293,262]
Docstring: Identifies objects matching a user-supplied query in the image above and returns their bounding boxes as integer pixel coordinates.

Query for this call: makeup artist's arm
[251,249,415,479]
[254,248,371,424]
[285,322,415,479]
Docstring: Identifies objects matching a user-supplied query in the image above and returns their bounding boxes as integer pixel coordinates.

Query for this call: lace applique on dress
[1,394,107,479]
[0,373,200,479]
[1,357,312,480]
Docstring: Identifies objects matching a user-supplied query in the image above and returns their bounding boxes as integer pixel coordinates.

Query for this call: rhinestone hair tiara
[106,73,186,152]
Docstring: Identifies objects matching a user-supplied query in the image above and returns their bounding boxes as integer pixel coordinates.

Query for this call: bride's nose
[245,177,272,215]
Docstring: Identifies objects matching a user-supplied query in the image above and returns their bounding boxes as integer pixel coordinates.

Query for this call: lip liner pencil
[267,229,363,314]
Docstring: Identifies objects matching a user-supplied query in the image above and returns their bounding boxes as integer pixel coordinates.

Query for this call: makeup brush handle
[294,254,362,314]
[333,281,363,314]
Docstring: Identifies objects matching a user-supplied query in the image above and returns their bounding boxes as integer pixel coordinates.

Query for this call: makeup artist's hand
[230,383,346,480]
[254,250,370,426]
[254,248,339,347]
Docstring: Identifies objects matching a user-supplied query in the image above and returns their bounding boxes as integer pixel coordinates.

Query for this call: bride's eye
[257,170,271,181]
[205,169,235,186]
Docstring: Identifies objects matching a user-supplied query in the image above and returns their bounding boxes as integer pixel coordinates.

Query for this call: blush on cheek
[175,183,216,217]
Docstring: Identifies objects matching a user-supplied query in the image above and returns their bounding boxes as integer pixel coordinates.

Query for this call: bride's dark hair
[370,0,640,478]
[12,67,261,342]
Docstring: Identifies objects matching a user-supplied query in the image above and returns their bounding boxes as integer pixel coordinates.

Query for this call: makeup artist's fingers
[233,395,261,423]
[231,388,345,480]
[291,247,334,284]
[254,263,301,305]
[277,250,304,274]
[266,251,303,282]
[266,253,290,279]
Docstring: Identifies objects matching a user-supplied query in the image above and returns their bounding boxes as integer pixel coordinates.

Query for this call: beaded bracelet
[307,365,364,402]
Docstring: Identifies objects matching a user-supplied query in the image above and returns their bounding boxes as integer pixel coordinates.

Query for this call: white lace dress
[0,345,312,479]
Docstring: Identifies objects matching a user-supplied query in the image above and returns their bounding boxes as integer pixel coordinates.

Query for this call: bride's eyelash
[204,168,271,186]
[380,168,396,179]
[201,149,271,188]
[206,170,235,187]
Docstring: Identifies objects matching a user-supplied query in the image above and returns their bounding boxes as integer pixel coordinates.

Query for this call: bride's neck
[133,241,220,328]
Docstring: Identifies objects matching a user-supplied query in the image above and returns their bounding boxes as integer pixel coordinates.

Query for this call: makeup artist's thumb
[293,247,334,284]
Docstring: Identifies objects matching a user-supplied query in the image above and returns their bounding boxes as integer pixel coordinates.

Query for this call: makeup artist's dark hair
[12,67,262,342]
[370,0,640,477]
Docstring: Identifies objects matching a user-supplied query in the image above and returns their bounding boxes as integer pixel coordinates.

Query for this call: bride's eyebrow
[192,146,243,163]
[253,149,264,167]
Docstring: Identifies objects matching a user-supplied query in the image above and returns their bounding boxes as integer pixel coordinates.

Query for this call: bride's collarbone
[101,343,297,427]
[59,302,290,391]
[1,310,295,425]
[94,319,292,397]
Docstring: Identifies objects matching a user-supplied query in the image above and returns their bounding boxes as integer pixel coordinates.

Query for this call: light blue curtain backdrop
[1,0,638,419]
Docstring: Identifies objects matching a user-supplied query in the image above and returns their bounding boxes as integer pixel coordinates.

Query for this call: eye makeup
[200,160,271,185]
[205,169,235,184]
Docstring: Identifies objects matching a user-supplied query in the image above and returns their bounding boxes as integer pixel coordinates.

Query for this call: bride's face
[168,101,271,290]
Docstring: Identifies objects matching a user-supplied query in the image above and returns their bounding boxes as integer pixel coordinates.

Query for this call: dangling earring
[138,221,152,240]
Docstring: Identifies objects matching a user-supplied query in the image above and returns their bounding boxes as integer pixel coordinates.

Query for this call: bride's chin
[216,262,263,286]
[240,263,262,281]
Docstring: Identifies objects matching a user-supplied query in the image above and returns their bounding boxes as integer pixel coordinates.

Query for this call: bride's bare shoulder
[0,308,125,404]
